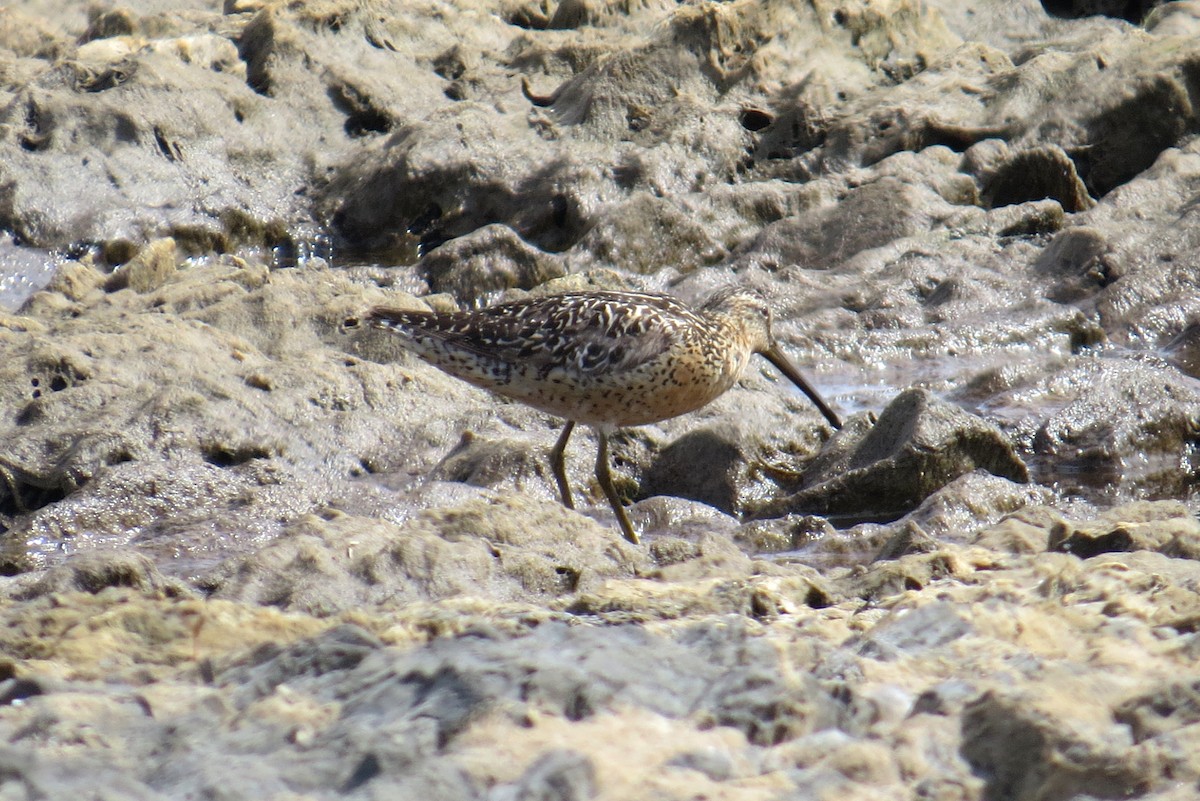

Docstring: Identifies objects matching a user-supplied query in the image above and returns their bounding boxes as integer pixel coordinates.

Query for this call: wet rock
[570,192,726,276]
[894,470,1053,544]
[37,258,106,304]
[638,424,751,516]
[202,497,646,614]
[753,389,1029,523]
[1,23,298,249]
[644,531,752,582]
[1033,225,1117,302]
[558,556,836,620]
[420,224,565,302]
[961,691,1147,801]
[984,197,1067,237]
[1021,361,1200,499]
[0,9,69,58]
[1163,321,1200,378]
[1037,500,1200,558]
[325,0,958,254]
[0,257,506,571]
[103,237,177,293]
[322,103,591,254]
[835,549,966,601]
[733,178,943,271]
[871,521,941,562]
[1075,58,1199,197]
[1146,1,1200,36]
[428,430,560,503]
[973,505,1067,554]
[981,144,1094,212]
[629,495,740,542]
[497,749,596,801]
[734,514,837,555]
[1115,677,1200,743]
[855,600,974,661]
[8,549,191,600]
[6,0,1200,798]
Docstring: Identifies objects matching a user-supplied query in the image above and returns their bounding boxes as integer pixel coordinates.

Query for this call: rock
[628,495,740,542]
[871,520,941,562]
[38,258,106,303]
[1021,361,1200,498]
[980,145,1094,212]
[570,192,726,276]
[1033,226,1115,302]
[498,750,596,801]
[7,549,191,600]
[104,237,177,293]
[1115,677,1200,743]
[836,549,967,601]
[428,430,560,504]
[420,224,566,302]
[644,530,752,583]
[1041,500,1200,558]
[893,470,1052,544]
[752,389,1029,522]
[961,691,1146,801]
[973,505,1066,554]
[638,423,751,516]
[1163,321,1200,378]
[0,258,512,571]
[733,179,944,271]
[1146,1,1200,36]
[855,600,974,661]
[734,514,837,555]
[202,497,647,614]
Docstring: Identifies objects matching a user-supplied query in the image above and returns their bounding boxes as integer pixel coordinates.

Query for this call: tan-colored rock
[105,238,178,294]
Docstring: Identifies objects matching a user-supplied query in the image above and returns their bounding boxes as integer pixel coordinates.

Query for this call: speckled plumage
[355,287,841,544]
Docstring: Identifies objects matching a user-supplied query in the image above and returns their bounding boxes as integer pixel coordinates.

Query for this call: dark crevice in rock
[200,445,272,468]
[503,5,551,30]
[982,146,1094,212]
[1039,0,1159,22]
[328,83,391,138]
[153,127,182,162]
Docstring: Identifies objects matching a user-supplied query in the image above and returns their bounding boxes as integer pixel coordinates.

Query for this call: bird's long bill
[761,345,843,430]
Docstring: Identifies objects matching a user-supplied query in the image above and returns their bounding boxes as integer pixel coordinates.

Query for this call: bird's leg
[550,420,576,510]
[594,429,639,545]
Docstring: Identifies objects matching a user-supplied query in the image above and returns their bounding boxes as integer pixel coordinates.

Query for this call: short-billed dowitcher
[348,287,841,544]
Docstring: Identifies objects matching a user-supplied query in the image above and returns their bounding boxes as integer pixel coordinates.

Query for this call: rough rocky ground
[3,0,1200,798]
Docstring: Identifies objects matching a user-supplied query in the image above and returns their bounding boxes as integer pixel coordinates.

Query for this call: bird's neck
[695,313,755,380]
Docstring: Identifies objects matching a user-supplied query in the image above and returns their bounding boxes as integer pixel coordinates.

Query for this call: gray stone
[753,389,1029,522]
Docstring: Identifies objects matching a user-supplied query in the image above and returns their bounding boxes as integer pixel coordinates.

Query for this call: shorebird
[348,287,841,544]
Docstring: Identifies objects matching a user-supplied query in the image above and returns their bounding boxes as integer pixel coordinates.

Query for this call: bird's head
[700,286,775,353]
[701,285,842,430]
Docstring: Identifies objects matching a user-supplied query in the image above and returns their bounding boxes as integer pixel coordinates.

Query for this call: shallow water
[0,239,61,312]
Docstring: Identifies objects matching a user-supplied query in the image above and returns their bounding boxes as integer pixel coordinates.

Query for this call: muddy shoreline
[3,0,1200,798]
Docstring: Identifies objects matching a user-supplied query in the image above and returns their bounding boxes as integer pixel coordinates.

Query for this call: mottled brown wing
[495,292,696,378]
[370,292,693,378]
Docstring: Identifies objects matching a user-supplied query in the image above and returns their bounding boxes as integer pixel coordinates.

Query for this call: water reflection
[0,236,63,312]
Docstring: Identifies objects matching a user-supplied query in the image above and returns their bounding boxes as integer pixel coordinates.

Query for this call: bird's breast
[496,338,750,426]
